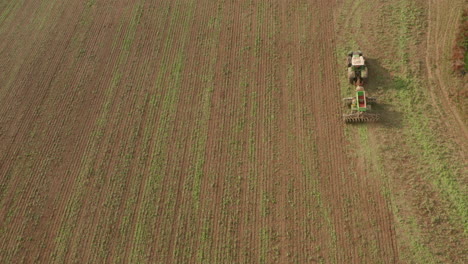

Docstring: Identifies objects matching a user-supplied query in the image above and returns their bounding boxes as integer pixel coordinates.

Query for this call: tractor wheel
[347,68,355,84]
[343,98,353,106]
[361,67,368,79]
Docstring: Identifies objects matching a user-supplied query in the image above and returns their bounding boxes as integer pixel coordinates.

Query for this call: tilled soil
[1,1,405,263]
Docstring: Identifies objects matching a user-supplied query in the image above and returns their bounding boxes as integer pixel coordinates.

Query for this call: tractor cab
[351,54,365,67]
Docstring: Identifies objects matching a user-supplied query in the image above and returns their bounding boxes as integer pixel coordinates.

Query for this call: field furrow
[0,0,466,263]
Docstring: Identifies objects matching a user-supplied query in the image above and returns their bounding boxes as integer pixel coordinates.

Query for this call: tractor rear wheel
[343,97,353,106]
[347,68,355,84]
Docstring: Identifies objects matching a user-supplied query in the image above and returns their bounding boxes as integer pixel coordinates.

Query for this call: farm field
[0,0,466,263]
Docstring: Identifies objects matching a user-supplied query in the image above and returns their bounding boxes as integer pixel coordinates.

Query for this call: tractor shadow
[364,58,404,128]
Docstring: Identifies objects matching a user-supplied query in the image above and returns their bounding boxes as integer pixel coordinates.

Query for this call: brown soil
[1,1,404,263]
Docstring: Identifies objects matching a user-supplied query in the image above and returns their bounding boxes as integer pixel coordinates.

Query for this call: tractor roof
[351,56,365,66]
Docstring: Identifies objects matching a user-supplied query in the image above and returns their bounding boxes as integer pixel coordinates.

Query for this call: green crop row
[51,2,146,262]
[128,1,196,262]
[0,0,24,26]
[0,0,101,262]
[194,3,226,262]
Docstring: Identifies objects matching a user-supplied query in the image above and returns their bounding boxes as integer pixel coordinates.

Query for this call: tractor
[342,86,379,123]
[347,51,368,85]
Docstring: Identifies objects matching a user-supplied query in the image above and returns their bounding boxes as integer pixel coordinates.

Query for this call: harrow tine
[343,113,379,123]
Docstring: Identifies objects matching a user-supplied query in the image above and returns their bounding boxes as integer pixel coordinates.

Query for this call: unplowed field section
[0,1,398,263]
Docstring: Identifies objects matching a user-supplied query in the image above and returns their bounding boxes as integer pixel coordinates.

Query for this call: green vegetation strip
[194,5,224,262]
[391,0,466,231]
[394,76,467,229]
[336,0,466,262]
[129,1,195,262]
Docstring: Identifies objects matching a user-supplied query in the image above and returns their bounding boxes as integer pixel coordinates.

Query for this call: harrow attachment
[342,88,379,123]
[343,112,379,123]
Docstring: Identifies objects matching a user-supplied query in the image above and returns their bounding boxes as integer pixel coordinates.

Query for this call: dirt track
[1,0,465,263]
[425,0,468,145]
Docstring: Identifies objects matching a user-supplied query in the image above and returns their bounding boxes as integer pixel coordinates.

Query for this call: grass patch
[335,0,466,262]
